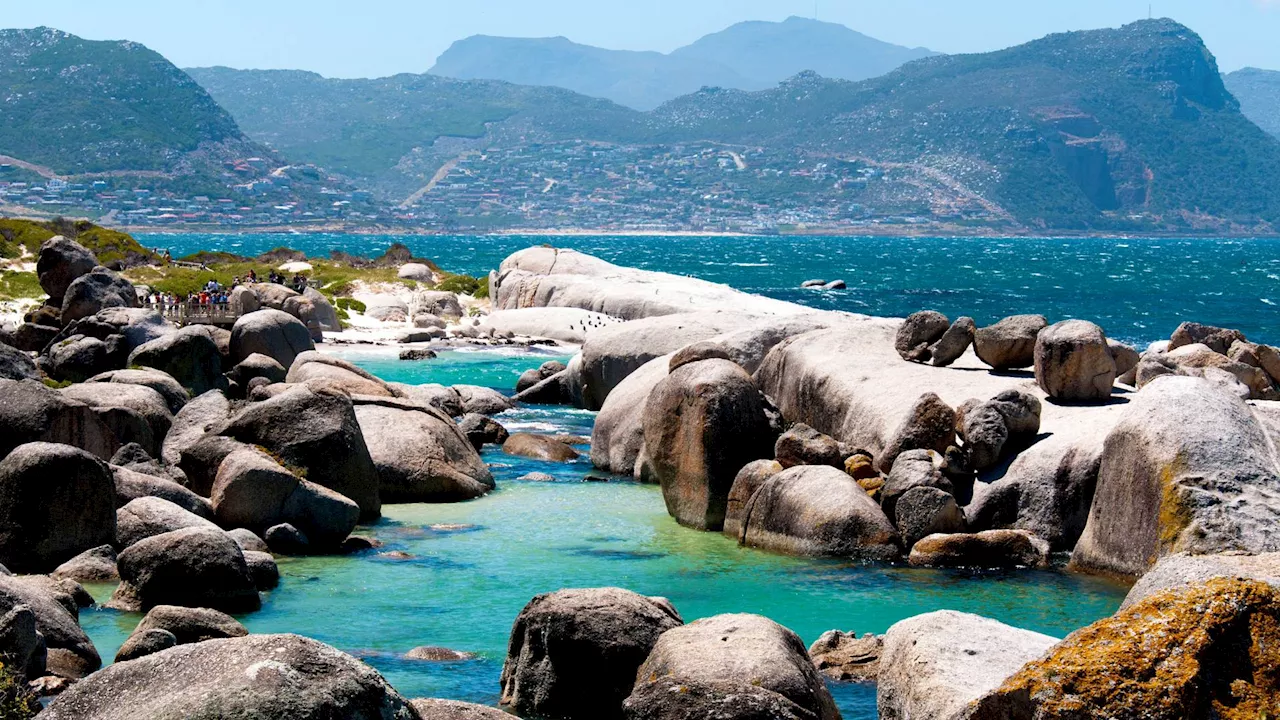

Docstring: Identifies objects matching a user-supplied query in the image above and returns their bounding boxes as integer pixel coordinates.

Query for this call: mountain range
[427,16,937,110]
[1225,68,1280,140]
[3,19,1280,234]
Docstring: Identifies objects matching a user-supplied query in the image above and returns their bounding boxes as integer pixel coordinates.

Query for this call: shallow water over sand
[80,349,1127,718]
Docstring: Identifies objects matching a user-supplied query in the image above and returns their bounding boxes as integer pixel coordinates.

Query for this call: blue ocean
[142,233,1280,346]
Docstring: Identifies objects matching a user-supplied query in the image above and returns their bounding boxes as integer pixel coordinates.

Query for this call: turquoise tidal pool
[80,348,1129,718]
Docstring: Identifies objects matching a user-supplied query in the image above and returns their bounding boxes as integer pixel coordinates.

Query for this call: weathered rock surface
[774,423,848,469]
[114,627,176,662]
[634,613,839,720]
[623,677,820,720]
[499,587,683,719]
[0,573,101,679]
[502,432,580,462]
[895,486,966,548]
[133,604,248,645]
[454,384,514,415]
[723,459,783,539]
[61,382,173,457]
[590,354,669,475]
[1071,375,1280,578]
[808,630,882,683]
[127,326,225,396]
[0,379,118,459]
[116,496,219,549]
[0,342,38,380]
[908,529,1050,568]
[353,397,495,503]
[1121,551,1280,609]
[1169,321,1247,355]
[930,316,976,367]
[228,352,287,387]
[965,578,1280,720]
[88,368,189,415]
[39,633,419,720]
[457,413,509,451]
[51,544,118,583]
[38,236,98,302]
[876,392,956,473]
[61,267,139,326]
[411,699,511,719]
[483,307,622,344]
[1033,319,1116,402]
[0,442,116,574]
[739,465,900,559]
[644,359,774,531]
[894,310,950,362]
[222,384,381,520]
[287,351,398,397]
[0,603,47,681]
[111,526,260,613]
[161,389,230,467]
[880,449,952,521]
[40,334,118,383]
[878,610,1056,720]
[211,448,359,549]
[229,308,315,368]
[973,314,1047,370]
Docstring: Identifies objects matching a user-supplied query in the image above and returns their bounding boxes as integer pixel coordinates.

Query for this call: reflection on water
[79,348,1127,719]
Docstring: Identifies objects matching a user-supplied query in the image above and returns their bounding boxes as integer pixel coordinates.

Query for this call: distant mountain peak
[429,17,937,110]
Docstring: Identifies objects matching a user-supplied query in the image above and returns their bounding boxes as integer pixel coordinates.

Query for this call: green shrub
[474,275,490,299]
[335,297,366,313]
[0,271,43,301]
[435,274,482,296]
[0,658,39,720]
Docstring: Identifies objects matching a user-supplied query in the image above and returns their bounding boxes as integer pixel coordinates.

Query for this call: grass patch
[0,658,39,720]
[0,217,157,267]
[0,271,43,302]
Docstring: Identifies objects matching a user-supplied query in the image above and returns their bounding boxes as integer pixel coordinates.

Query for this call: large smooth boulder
[644,359,774,531]
[391,382,464,416]
[0,573,101,679]
[723,459,783,539]
[503,433,581,462]
[38,633,420,720]
[229,308,315,368]
[0,603,45,681]
[0,342,37,380]
[895,486,966,548]
[0,379,118,459]
[591,354,670,475]
[51,544,118,583]
[500,587,683,719]
[483,307,622,344]
[62,382,173,457]
[127,326,224,396]
[116,496,218,550]
[894,310,950,362]
[111,526,260,613]
[578,311,753,410]
[880,449,953,521]
[40,334,119,383]
[287,351,398,397]
[87,368,188,415]
[1121,551,1280,609]
[416,290,463,319]
[353,397,495,503]
[61,267,139,326]
[634,614,839,720]
[111,465,209,516]
[457,413,509,451]
[908,529,1049,568]
[211,448,359,549]
[0,443,116,574]
[930,316,976,367]
[37,236,97,302]
[1151,342,1275,399]
[1033,319,1116,402]
[284,287,341,333]
[1168,321,1246,355]
[161,389,230,466]
[454,384,513,415]
[228,353,287,387]
[623,677,820,720]
[876,392,956,473]
[878,611,1057,720]
[966,578,1280,719]
[222,385,381,520]
[132,604,247,645]
[740,465,900,559]
[973,314,1047,370]
[1071,375,1280,578]
[774,423,848,469]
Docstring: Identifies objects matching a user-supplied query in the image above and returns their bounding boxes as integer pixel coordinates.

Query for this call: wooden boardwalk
[145,302,241,327]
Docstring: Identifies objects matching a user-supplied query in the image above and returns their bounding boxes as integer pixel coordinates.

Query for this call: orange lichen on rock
[964,577,1280,719]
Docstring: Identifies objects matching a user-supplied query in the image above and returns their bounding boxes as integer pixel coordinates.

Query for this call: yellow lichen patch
[964,577,1280,719]
[1156,453,1194,554]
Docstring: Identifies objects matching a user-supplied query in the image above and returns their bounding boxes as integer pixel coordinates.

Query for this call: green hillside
[0,27,252,174]
[1225,67,1280,140]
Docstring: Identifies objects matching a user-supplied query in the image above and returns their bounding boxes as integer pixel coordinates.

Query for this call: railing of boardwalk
[144,301,241,326]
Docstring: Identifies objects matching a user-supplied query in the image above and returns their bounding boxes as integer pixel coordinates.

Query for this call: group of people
[232,269,310,293]
[145,279,232,310]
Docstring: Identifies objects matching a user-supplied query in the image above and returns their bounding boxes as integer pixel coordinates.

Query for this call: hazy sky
[6,0,1280,77]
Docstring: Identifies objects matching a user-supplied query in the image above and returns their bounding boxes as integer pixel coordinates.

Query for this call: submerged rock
[500,587,683,720]
[503,432,580,462]
[808,630,882,683]
[908,529,1049,568]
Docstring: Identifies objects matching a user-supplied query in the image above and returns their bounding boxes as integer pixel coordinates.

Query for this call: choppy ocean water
[143,232,1280,346]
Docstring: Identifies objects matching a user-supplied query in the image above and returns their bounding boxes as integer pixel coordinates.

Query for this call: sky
[5,0,1280,77]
